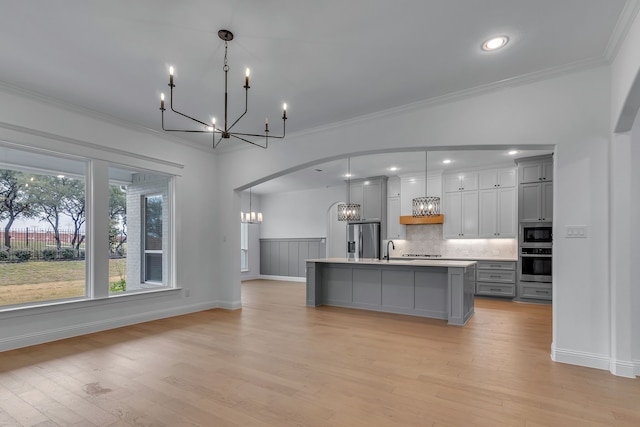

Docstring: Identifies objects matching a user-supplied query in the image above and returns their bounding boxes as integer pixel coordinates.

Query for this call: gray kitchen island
[306,258,476,326]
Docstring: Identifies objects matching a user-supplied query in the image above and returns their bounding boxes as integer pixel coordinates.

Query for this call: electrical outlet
[566,225,587,238]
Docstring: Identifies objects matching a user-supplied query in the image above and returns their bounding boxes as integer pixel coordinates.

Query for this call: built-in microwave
[520,223,552,247]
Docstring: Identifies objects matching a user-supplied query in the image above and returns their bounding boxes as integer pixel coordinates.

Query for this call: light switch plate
[566,225,587,238]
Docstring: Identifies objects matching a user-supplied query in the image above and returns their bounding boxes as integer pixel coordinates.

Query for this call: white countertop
[307,258,477,268]
[393,256,518,262]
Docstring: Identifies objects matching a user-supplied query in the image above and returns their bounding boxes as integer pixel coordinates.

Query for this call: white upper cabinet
[444,173,478,192]
[400,175,442,216]
[519,157,553,183]
[478,168,516,189]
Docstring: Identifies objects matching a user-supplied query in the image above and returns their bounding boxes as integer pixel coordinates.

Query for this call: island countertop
[307,257,477,268]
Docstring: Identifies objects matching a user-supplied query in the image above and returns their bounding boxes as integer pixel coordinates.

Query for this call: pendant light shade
[338,157,361,221]
[412,151,441,217]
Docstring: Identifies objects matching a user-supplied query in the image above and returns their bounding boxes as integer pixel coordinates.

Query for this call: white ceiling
[0,1,634,193]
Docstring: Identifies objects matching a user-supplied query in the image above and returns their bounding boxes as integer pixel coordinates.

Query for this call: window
[144,194,163,282]
[0,146,86,307]
[108,166,171,294]
[241,222,248,272]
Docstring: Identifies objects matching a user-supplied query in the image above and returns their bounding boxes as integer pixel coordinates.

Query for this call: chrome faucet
[385,240,395,261]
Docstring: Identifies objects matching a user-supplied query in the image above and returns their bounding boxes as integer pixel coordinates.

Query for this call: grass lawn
[0,258,126,306]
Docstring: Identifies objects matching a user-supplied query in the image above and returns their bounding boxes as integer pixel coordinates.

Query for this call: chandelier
[241,187,263,223]
[412,150,441,217]
[338,158,361,221]
[159,29,287,149]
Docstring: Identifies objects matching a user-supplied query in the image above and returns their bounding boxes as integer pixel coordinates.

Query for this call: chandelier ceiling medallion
[412,150,441,217]
[159,29,287,149]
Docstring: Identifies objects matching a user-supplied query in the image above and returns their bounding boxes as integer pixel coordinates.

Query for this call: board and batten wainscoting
[260,238,326,279]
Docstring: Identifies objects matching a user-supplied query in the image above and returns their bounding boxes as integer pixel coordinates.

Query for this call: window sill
[0,287,183,320]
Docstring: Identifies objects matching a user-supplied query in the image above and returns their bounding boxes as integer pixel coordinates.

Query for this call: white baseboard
[551,344,638,378]
[258,275,306,283]
[0,301,218,352]
[216,300,242,310]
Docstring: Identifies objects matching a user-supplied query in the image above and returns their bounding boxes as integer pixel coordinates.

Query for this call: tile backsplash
[387,224,517,259]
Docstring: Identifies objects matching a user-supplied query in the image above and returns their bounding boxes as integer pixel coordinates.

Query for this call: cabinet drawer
[477,261,516,270]
[477,270,516,283]
[476,283,515,297]
[519,283,552,300]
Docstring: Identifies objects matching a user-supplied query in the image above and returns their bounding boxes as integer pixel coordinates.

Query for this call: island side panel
[447,266,476,325]
[306,261,323,306]
[414,268,448,320]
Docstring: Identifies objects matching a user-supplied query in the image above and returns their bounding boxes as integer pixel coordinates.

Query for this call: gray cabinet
[475,260,516,298]
[349,176,388,221]
[517,155,553,223]
[518,282,552,300]
[260,238,326,277]
[479,186,517,237]
[519,181,553,222]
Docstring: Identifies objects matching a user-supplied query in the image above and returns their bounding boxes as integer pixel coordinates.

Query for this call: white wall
[0,84,220,350]
[258,185,345,238]
[609,7,640,377]
[215,64,627,375]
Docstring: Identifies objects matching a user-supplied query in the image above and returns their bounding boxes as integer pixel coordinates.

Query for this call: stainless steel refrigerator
[347,222,381,260]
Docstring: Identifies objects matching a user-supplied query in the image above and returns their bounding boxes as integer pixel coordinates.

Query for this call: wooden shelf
[399,215,444,225]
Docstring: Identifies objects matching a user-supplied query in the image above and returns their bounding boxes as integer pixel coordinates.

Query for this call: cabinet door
[520,183,542,222]
[443,192,462,237]
[520,164,542,184]
[542,161,553,182]
[444,175,461,192]
[401,177,424,215]
[478,189,497,237]
[363,180,382,220]
[386,196,405,239]
[498,169,517,188]
[541,181,553,221]
[478,170,497,190]
[460,173,478,191]
[497,187,517,237]
[460,191,479,237]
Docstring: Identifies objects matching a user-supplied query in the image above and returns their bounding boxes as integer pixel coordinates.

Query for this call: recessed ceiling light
[442,159,452,164]
[344,173,352,178]
[388,166,398,171]
[508,150,519,155]
[482,35,509,51]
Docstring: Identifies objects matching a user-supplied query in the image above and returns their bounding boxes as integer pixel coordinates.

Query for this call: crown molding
[604,0,640,62]
[0,81,213,154]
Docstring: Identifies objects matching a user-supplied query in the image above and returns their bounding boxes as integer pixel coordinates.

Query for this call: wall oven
[519,247,552,282]
[519,222,552,283]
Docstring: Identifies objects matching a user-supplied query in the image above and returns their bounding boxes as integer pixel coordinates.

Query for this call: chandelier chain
[223,41,229,72]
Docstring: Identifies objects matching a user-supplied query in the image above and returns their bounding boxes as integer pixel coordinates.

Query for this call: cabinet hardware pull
[490,275,501,278]
[535,290,548,294]
[490,288,501,291]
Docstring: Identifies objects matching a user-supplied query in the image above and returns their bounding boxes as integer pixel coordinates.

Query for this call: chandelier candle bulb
[283,103,287,119]
[160,93,165,110]
[169,66,174,86]
[245,68,250,88]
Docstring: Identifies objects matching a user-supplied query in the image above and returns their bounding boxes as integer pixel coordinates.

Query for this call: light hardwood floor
[1,280,638,426]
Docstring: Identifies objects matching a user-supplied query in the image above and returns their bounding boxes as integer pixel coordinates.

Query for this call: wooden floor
[1,280,638,426]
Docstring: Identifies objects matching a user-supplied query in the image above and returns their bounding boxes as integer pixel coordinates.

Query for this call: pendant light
[337,157,361,221]
[412,150,440,217]
[241,187,263,223]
